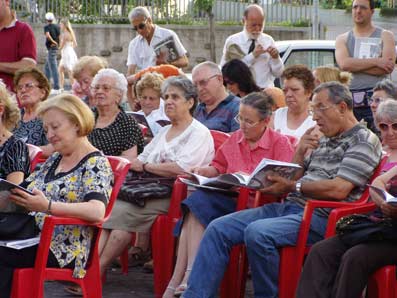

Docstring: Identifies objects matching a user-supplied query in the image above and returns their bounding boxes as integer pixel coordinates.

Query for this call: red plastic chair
[148,130,230,297]
[10,156,131,298]
[219,155,387,298]
[26,144,43,172]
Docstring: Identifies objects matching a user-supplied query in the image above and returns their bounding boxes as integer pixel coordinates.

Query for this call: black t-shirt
[44,23,60,50]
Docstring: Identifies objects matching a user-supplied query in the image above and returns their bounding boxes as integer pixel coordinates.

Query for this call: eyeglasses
[378,123,397,132]
[352,4,370,10]
[90,84,120,93]
[311,104,335,114]
[234,115,262,128]
[132,19,147,31]
[368,97,385,105]
[193,74,218,88]
[16,82,40,92]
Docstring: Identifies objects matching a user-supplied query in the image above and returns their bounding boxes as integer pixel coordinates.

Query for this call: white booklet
[0,236,40,250]
[183,158,301,191]
[368,184,397,204]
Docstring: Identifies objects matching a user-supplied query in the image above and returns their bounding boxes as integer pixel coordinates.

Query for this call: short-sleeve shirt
[286,123,382,216]
[0,20,37,92]
[0,135,30,179]
[273,107,317,139]
[44,23,60,50]
[137,119,214,171]
[127,25,187,70]
[88,109,145,155]
[194,94,240,133]
[24,151,113,278]
[13,111,48,146]
[211,128,295,175]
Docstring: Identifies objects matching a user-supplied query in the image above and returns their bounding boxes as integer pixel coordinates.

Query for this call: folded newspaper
[0,236,40,250]
[183,158,301,191]
[153,36,180,62]
[368,184,397,204]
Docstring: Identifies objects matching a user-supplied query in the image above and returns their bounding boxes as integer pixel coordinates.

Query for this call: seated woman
[269,65,317,139]
[87,68,144,160]
[221,58,261,97]
[0,94,113,298]
[72,55,108,107]
[369,79,397,116]
[12,67,53,157]
[0,81,30,211]
[134,72,170,139]
[296,99,397,298]
[312,66,352,88]
[99,76,215,277]
[164,92,296,298]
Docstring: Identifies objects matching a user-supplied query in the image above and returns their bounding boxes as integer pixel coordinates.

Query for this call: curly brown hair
[0,82,21,130]
[281,65,315,93]
[13,67,51,101]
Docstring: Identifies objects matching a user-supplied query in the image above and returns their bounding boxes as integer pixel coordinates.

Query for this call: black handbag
[336,213,397,246]
[118,170,175,208]
[0,212,39,240]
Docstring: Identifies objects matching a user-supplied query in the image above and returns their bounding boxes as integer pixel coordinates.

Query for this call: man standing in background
[0,0,36,93]
[220,4,284,89]
[44,12,60,91]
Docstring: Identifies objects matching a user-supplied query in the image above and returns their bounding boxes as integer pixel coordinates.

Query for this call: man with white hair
[220,4,284,88]
[44,12,60,91]
[0,0,36,93]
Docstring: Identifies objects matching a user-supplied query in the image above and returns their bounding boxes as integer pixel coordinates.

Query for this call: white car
[275,39,397,85]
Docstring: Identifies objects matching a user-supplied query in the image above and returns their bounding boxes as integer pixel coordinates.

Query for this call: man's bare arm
[0,58,36,75]
[170,55,188,68]
[336,31,395,74]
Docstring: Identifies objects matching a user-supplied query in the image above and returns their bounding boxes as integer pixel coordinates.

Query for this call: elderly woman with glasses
[13,67,53,157]
[164,92,295,298]
[87,68,144,161]
[296,99,397,298]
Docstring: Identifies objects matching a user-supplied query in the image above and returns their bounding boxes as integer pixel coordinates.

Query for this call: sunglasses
[378,123,397,131]
[132,19,147,31]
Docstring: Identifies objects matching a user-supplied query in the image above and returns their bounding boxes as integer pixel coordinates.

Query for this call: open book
[0,179,33,196]
[153,36,180,62]
[183,158,301,191]
[0,236,40,250]
[368,184,397,204]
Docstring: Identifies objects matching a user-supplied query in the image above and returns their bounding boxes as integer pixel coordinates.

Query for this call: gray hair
[373,79,397,100]
[161,76,198,115]
[241,92,273,119]
[192,61,221,76]
[313,81,353,110]
[243,4,265,18]
[375,99,397,124]
[92,68,128,103]
[128,6,151,21]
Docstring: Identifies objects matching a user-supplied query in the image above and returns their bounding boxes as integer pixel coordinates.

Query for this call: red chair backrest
[139,124,148,137]
[210,130,230,152]
[105,156,131,219]
[26,144,43,172]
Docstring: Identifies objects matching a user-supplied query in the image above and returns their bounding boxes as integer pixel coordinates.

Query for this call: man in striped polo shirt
[182,81,382,298]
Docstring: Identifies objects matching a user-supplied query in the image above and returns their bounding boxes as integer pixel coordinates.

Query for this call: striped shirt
[286,123,382,217]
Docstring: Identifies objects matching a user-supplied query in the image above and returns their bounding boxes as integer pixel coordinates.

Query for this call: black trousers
[296,235,397,298]
[0,244,71,298]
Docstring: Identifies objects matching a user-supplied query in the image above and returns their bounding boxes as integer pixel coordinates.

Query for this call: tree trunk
[208,11,216,62]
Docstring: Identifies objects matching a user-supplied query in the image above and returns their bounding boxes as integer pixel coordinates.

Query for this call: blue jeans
[44,48,59,90]
[182,201,328,298]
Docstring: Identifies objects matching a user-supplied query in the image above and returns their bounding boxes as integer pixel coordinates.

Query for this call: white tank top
[273,107,316,139]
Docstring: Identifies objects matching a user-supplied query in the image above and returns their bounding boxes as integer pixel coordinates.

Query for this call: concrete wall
[31,23,311,74]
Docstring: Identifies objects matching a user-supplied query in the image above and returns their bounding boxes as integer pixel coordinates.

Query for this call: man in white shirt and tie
[220,4,284,89]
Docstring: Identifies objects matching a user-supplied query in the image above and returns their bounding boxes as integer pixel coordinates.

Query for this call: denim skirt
[173,189,237,236]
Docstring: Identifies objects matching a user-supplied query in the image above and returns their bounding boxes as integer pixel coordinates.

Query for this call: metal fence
[11,0,313,24]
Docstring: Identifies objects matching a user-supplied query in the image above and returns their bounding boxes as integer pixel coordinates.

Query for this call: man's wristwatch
[295,181,302,194]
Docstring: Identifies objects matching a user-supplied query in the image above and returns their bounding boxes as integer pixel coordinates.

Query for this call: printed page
[353,37,382,59]
[0,236,40,250]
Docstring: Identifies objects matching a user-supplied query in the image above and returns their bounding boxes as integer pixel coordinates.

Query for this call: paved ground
[44,265,254,297]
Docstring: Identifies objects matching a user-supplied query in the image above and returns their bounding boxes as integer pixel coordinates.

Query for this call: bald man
[220,4,284,88]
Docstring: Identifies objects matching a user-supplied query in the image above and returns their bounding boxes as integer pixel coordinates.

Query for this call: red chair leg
[120,233,136,275]
[367,265,396,298]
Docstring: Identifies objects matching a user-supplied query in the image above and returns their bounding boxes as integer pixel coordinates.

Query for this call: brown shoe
[142,258,153,273]
[128,247,151,267]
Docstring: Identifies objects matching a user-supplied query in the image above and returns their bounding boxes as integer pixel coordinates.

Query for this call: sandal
[142,258,154,273]
[173,283,187,297]
[162,285,176,298]
[128,246,151,267]
[64,285,83,296]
